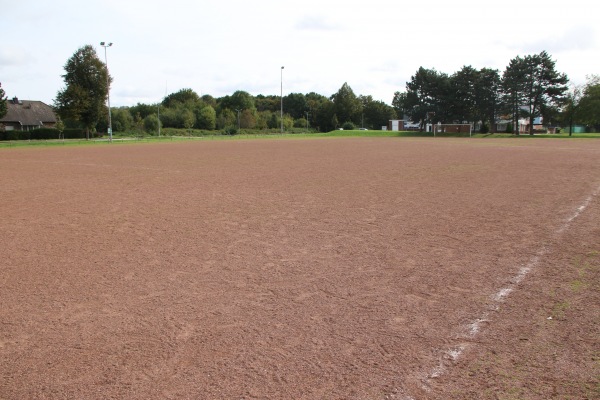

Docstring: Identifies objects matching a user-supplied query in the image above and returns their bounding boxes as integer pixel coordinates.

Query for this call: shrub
[342,121,356,130]
[30,128,60,140]
[143,114,161,134]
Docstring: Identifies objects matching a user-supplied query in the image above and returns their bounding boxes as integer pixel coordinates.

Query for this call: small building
[0,97,57,131]
[388,120,405,131]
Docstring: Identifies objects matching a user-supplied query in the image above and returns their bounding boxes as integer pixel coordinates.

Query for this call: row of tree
[107,85,397,134]
[11,45,595,136]
[393,51,599,135]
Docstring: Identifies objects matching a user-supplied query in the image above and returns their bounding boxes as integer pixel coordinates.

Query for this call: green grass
[2,130,599,149]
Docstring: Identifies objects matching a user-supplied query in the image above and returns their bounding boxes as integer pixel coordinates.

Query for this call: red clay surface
[1,137,599,399]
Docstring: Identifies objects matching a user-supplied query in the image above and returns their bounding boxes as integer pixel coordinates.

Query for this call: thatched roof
[1,97,57,126]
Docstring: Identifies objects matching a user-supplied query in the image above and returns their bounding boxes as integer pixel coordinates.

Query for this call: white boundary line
[417,184,600,394]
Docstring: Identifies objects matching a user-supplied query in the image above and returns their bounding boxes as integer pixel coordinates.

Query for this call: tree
[162,88,201,108]
[283,93,308,119]
[54,45,111,139]
[449,66,478,124]
[111,107,134,132]
[129,102,156,119]
[0,82,7,120]
[578,75,600,131]
[218,91,255,113]
[502,56,528,135]
[196,105,216,130]
[330,83,361,126]
[503,52,568,135]
[521,51,568,135]
[404,67,450,130]
[474,68,501,132]
[360,95,397,129]
[143,114,161,134]
[392,91,407,120]
[240,109,257,129]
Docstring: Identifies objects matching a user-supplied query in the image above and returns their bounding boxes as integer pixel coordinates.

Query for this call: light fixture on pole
[100,41,113,142]
[280,66,284,134]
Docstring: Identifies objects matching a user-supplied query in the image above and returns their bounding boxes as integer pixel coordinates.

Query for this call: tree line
[15,45,597,137]
[393,51,599,135]
[107,84,397,135]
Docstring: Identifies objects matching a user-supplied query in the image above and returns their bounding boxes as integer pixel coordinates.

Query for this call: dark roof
[1,98,57,125]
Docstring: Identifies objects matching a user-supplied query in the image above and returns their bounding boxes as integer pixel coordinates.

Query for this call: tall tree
[449,66,478,124]
[54,45,111,139]
[162,88,201,108]
[196,105,216,130]
[283,93,308,119]
[360,95,397,129]
[521,51,569,135]
[502,56,528,134]
[578,75,600,131]
[330,83,361,125]
[218,91,255,113]
[474,68,501,132]
[0,82,7,119]
[404,67,450,130]
[392,91,407,119]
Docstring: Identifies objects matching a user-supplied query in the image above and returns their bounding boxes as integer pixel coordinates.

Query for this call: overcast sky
[1,0,597,107]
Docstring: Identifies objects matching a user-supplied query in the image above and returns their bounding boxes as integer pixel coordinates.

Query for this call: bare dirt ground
[1,137,599,399]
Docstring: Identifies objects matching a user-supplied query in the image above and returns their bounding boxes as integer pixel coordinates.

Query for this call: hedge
[0,128,94,141]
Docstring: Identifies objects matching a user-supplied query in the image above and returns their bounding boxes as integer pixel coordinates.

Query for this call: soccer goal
[433,124,473,137]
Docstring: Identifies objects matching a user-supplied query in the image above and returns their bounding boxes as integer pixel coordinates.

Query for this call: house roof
[1,97,57,126]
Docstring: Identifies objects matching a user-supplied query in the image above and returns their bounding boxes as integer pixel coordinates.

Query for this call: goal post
[433,124,473,137]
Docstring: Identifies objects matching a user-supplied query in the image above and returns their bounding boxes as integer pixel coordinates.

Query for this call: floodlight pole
[235,109,241,130]
[280,66,284,134]
[305,111,309,132]
[100,42,113,142]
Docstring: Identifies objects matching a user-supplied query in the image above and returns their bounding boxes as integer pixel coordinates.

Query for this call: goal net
[433,124,472,137]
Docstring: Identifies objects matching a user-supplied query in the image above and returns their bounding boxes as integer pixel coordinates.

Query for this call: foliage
[130,102,157,119]
[218,90,255,113]
[361,95,397,129]
[449,65,478,123]
[162,88,200,108]
[578,75,600,129]
[0,82,7,119]
[196,105,216,130]
[111,107,135,132]
[403,67,450,129]
[474,68,501,132]
[283,93,308,119]
[502,55,528,135]
[143,113,161,134]
[331,82,361,126]
[342,121,356,130]
[61,50,577,136]
[518,51,569,135]
[0,128,88,141]
[54,45,111,138]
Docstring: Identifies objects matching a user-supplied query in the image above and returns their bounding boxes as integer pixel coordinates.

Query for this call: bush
[30,128,60,139]
[342,121,356,130]
[143,114,161,134]
[0,127,94,141]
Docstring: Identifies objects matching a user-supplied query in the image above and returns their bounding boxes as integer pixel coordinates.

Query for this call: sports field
[1,137,599,399]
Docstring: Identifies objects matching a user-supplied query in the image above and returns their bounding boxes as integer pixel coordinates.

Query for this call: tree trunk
[529,114,535,135]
